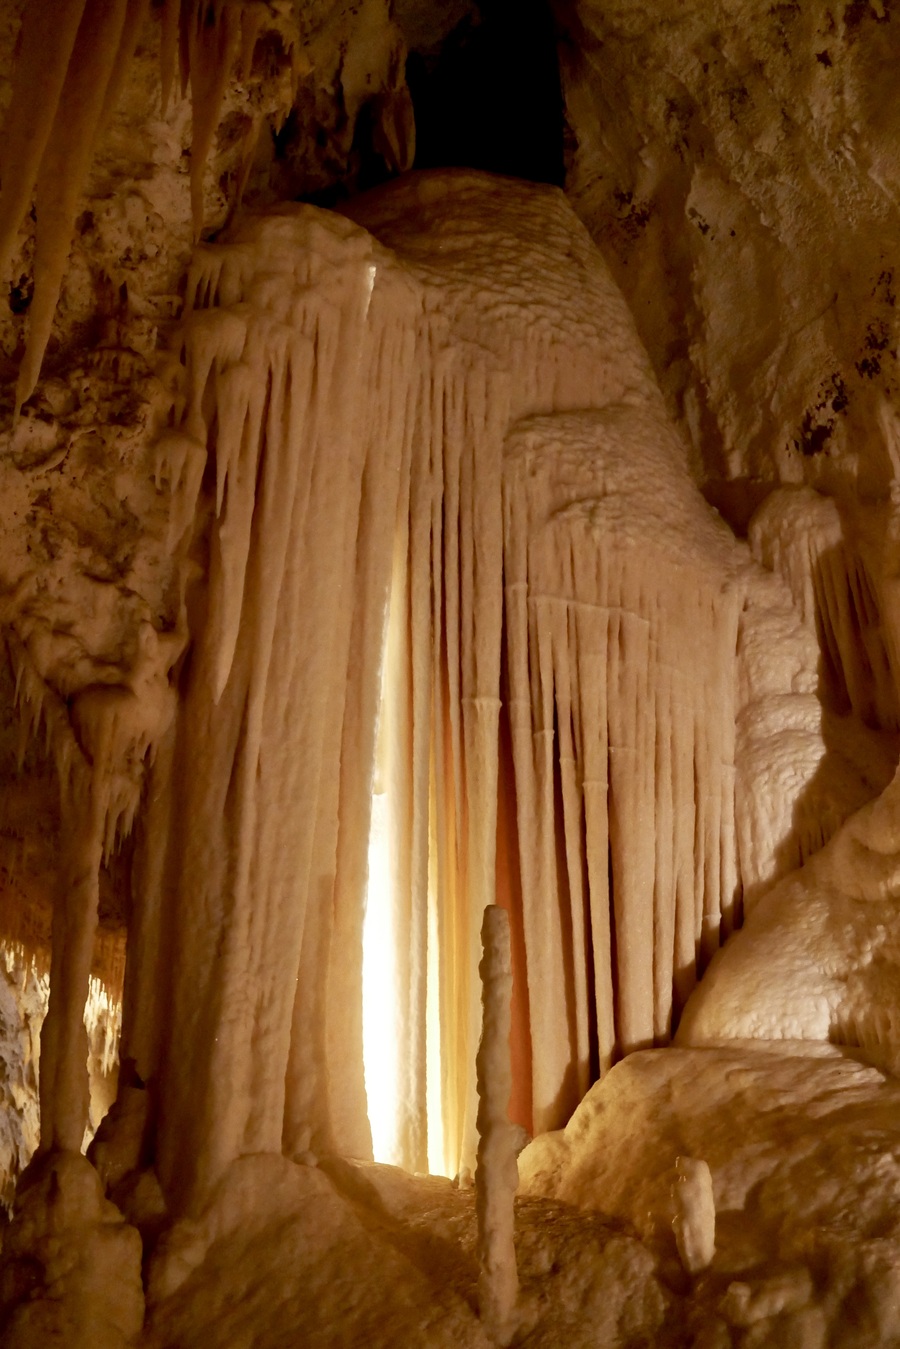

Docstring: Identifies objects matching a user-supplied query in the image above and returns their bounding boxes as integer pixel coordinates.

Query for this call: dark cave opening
[405,0,565,187]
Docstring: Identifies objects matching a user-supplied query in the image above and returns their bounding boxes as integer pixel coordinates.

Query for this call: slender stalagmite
[475,904,519,1347]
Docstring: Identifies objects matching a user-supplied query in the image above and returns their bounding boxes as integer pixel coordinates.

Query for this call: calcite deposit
[2,2,900,1347]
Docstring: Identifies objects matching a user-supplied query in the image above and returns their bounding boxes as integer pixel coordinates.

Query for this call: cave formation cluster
[3,2,900,1346]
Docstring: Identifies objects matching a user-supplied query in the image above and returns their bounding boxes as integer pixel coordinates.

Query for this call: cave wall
[555,0,900,504]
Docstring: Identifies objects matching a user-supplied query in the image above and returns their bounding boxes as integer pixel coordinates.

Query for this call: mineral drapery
[119,174,747,1207]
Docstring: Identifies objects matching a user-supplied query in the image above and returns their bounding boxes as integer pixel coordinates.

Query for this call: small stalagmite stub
[672,1155,716,1274]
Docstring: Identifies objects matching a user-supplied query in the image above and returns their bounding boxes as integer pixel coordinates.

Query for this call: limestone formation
[475,905,518,1345]
[672,1157,716,1276]
[1,3,900,1347]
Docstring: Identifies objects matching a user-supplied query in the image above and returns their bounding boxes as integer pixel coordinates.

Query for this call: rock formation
[1,2,900,1346]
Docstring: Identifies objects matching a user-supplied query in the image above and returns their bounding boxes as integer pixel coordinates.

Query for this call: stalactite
[100,0,153,129]
[3,661,137,1156]
[750,487,899,730]
[736,491,900,909]
[4,592,178,1158]
[14,0,129,416]
[119,210,412,1205]
[186,2,242,242]
[502,405,746,1134]
[120,174,764,1207]
[0,0,254,410]
[320,326,417,1162]
[0,0,88,288]
[159,0,181,114]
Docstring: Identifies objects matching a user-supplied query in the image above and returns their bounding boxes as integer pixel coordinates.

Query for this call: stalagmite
[672,1156,715,1275]
[475,905,519,1347]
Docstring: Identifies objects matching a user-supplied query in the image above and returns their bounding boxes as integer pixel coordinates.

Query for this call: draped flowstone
[120,173,752,1209]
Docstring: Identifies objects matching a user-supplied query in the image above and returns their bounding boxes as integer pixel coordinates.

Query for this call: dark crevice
[405,0,565,186]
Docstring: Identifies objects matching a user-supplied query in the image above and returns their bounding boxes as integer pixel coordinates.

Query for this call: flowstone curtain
[120,175,748,1207]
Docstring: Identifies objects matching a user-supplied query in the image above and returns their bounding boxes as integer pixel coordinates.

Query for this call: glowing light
[362,787,400,1165]
[362,553,449,1177]
[425,778,446,1176]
